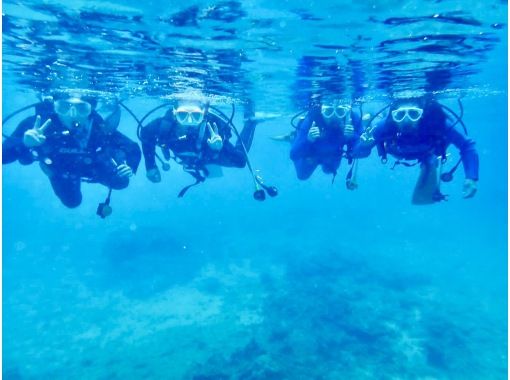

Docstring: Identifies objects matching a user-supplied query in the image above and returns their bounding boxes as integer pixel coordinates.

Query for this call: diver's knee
[110,177,129,190]
[59,194,82,208]
[297,171,312,180]
[230,156,246,168]
[322,163,339,174]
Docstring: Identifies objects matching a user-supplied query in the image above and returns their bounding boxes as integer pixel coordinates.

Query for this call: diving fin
[270,132,295,143]
[247,112,280,123]
[411,158,440,205]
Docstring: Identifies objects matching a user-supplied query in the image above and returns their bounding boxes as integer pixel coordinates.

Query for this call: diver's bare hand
[23,115,51,147]
[207,122,223,151]
[116,163,133,178]
[346,179,358,190]
[307,122,321,142]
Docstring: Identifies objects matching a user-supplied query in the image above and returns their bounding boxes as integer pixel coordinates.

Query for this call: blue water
[2,1,508,379]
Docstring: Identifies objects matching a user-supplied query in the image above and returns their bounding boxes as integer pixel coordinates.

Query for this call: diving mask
[321,104,351,119]
[54,98,92,118]
[391,106,423,123]
[173,105,205,127]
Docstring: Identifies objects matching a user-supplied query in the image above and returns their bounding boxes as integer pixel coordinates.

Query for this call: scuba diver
[289,98,363,188]
[352,96,479,204]
[138,99,277,199]
[3,91,141,212]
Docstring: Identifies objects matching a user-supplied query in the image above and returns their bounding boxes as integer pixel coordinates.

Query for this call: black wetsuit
[352,101,479,181]
[3,111,141,208]
[290,105,363,180]
[140,110,256,175]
